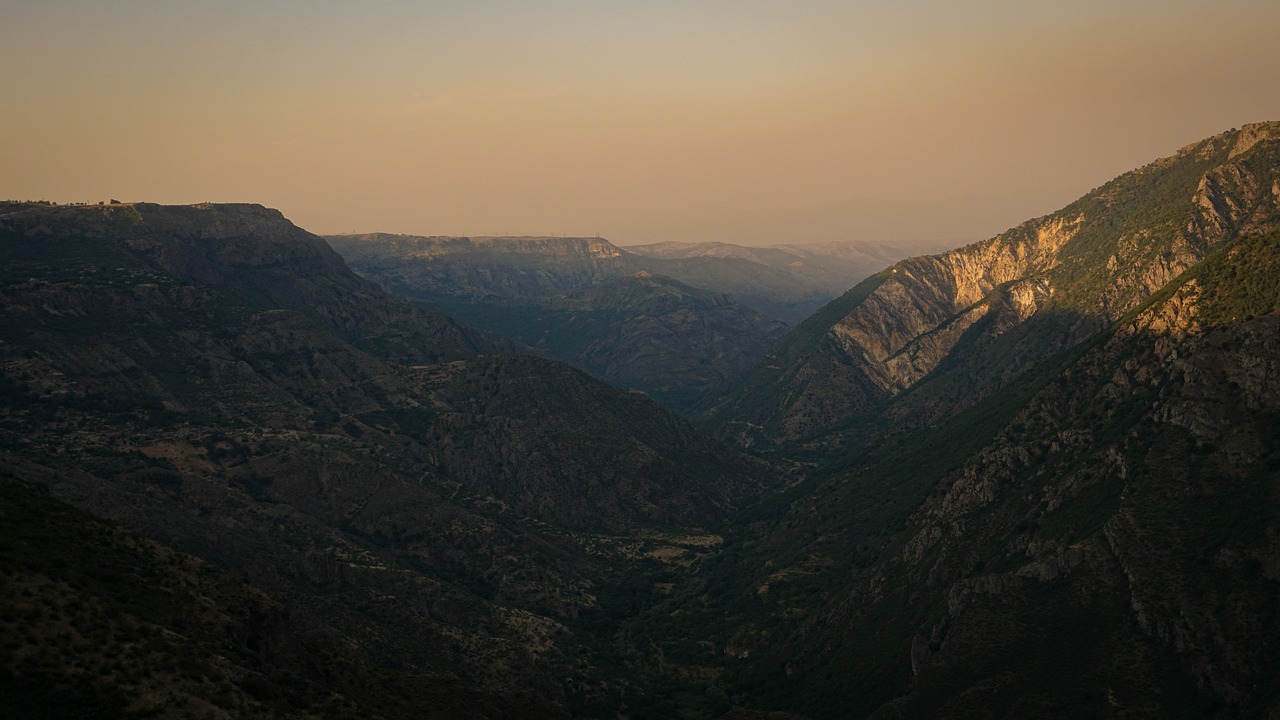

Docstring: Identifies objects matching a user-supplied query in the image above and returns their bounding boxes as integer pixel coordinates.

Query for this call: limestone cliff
[709,122,1280,447]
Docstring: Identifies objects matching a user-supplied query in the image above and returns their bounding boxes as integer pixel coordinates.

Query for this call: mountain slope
[707,122,1280,449]
[764,227,1280,719]
[614,125,1280,719]
[325,233,889,324]
[455,272,787,411]
[0,201,775,712]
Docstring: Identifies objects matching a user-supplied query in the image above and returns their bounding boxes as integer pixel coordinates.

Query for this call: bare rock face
[829,213,1078,394]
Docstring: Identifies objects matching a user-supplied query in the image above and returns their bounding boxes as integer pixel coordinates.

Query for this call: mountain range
[3,121,1279,719]
[324,233,941,410]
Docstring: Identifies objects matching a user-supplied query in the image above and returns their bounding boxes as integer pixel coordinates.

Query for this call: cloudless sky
[3,0,1279,246]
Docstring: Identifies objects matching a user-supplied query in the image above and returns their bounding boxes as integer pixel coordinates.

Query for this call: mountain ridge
[706,121,1280,449]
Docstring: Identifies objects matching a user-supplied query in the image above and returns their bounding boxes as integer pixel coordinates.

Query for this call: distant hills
[325,233,937,410]
[326,233,938,324]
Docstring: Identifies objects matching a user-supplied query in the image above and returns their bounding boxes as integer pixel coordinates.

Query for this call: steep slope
[0,201,775,712]
[460,272,787,411]
[612,126,1280,719]
[745,227,1280,719]
[708,122,1280,449]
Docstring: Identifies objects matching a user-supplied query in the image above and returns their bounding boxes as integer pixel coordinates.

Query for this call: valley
[3,122,1280,719]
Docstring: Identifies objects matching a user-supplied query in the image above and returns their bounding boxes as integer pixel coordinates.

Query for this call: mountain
[326,234,827,408]
[6,122,1280,719]
[622,239,946,305]
[727,226,1280,719]
[610,123,1280,718]
[0,201,775,714]
[448,272,787,411]
[325,233,916,325]
[706,122,1280,450]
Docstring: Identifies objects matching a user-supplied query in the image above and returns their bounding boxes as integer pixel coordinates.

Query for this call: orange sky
[3,1,1279,246]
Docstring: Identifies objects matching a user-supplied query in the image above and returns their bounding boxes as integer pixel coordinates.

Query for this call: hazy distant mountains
[326,233,939,410]
[327,233,941,324]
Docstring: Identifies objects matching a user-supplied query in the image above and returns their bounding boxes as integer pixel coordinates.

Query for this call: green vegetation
[1188,228,1280,325]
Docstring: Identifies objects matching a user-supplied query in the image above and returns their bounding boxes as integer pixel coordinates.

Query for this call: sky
[3,1,1279,247]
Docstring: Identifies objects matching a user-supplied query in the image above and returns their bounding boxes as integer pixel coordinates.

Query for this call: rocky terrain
[611,122,1280,718]
[695,228,1280,719]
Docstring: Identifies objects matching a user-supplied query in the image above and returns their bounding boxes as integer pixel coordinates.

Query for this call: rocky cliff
[766,227,1280,719]
[708,122,1280,448]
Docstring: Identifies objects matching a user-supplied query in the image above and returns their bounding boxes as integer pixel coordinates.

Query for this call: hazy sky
[3,1,1279,246]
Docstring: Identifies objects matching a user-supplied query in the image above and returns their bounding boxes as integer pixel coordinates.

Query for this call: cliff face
[709,122,1280,447]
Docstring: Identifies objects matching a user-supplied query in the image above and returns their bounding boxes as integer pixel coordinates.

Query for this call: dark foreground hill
[0,473,568,720]
[0,201,776,716]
